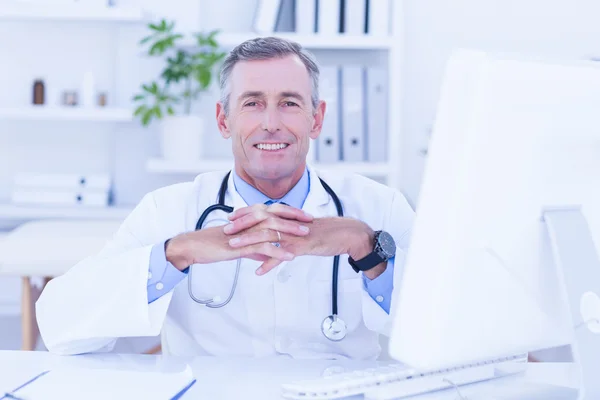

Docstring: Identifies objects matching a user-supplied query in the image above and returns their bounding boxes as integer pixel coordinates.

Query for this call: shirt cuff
[147,240,188,304]
[362,257,395,314]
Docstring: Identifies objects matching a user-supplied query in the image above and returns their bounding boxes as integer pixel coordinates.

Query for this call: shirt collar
[232,167,310,209]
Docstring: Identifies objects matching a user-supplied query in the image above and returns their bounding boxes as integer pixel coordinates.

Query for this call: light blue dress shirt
[146,167,395,313]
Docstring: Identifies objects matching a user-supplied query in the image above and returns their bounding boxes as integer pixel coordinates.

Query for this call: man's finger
[229,203,313,223]
[228,222,308,247]
[223,209,270,234]
[256,258,284,276]
[238,242,295,265]
[260,217,310,236]
[228,228,279,248]
[227,204,267,221]
[265,203,314,222]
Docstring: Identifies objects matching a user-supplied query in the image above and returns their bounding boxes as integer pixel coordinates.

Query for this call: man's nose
[261,105,281,133]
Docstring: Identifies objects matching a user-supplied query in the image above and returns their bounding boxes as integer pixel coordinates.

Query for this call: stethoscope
[188,171,348,341]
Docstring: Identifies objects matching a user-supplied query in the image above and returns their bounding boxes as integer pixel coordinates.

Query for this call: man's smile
[254,143,290,151]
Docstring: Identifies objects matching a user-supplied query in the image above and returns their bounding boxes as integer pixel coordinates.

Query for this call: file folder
[343,0,367,34]
[366,0,390,36]
[341,65,366,162]
[12,172,111,190]
[316,65,342,163]
[11,188,110,207]
[275,0,295,32]
[254,0,282,33]
[365,66,389,162]
[317,0,341,34]
[295,0,317,33]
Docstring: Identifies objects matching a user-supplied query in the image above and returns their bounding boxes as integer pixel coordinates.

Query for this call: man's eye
[284,101,298,107]
[244,102,257,107]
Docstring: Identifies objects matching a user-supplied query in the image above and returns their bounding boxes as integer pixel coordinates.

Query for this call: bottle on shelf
[32,79,45,105]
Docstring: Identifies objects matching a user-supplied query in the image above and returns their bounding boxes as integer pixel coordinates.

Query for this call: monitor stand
[542,207,600,399]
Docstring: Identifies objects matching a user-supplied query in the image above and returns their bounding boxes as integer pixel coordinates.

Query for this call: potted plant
[133,19,226,161]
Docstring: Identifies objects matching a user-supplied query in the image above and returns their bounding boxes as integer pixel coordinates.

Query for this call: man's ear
[216,102,231,139]
[309,100,326,140]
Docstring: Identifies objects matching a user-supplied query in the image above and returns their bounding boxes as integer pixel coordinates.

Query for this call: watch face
[377,231,396,258]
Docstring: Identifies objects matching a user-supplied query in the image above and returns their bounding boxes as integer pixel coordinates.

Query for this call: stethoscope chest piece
[321,315,347,341]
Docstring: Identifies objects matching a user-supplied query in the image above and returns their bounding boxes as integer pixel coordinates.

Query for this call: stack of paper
[3,367,196,400]
[10,172,112,208]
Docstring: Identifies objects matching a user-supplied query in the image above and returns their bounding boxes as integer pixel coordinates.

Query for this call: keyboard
[281,354,528,400]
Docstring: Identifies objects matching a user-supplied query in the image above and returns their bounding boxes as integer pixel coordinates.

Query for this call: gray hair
[218,36,320,116]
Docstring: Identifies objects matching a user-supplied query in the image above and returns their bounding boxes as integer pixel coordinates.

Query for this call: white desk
[0,350,579,399]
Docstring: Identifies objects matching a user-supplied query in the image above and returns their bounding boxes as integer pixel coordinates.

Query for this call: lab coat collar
[225,163,331,213]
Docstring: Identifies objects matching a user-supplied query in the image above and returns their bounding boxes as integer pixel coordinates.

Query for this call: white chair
[0,219,121,351]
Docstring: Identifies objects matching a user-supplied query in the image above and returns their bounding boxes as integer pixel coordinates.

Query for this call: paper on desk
[10,365,196,400]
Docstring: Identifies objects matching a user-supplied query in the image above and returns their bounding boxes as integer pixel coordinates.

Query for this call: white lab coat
[36,165,415,359]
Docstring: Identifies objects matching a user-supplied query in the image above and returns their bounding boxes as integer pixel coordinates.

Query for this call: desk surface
[0,350,580,399]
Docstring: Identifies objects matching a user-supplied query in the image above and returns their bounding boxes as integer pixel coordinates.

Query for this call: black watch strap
[348,252,384,273]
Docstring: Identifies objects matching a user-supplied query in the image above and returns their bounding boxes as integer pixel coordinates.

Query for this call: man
[36,37,415,360]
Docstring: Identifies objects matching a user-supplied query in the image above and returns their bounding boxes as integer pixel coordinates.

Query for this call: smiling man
[36,37,416,360]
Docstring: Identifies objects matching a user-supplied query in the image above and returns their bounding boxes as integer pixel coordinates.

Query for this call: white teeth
[256,143,288,151]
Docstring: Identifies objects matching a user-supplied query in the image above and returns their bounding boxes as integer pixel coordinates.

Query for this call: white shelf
[182,32,394,50]
[311,162,391,176]
[147,159,234,173]
[0,3,147,22]
[146,158,390,176]
[0,106,133,122]
[0,203,133,221]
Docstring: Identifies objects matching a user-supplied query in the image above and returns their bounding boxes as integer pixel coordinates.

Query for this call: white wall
[401,0,600,206]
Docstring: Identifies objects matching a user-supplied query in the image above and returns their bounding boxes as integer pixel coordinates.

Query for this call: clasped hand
[224,203,372,275]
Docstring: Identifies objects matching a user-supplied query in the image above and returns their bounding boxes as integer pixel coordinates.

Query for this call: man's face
[217,55,325,181]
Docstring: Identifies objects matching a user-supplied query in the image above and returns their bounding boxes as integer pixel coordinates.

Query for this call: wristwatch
[348,230,396,273]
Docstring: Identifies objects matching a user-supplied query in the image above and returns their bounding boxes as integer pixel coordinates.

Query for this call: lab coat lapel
[302,164,333,218]
[224,169,250,211]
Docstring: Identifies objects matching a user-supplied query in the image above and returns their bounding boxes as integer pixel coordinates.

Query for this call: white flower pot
[160,115,204,161]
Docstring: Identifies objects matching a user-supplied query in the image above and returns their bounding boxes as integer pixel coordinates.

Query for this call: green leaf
[141,111,152,126]
[167,106,175,115]
[195,68,211,89]
[132,94,145,101]
[139,35,155,45]
[154,106,163,119]
[149,42,163,56]
[148,23,161,31]
[142,84,153,94]
[133,105,146,116]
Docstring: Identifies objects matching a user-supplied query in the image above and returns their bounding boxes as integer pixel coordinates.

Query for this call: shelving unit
[146,158,391,177]
[0,3,146,225]
[146,158,234,174]
[0,3,147,22]
[0,106,133,122]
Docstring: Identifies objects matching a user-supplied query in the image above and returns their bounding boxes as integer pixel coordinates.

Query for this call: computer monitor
[388,49,600,372]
